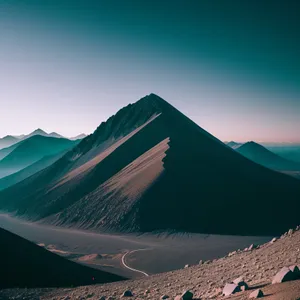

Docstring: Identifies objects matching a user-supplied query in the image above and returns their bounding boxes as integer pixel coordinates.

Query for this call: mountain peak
[31,128,47,135]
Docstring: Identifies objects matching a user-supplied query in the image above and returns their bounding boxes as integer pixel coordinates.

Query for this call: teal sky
[0,0,299,142]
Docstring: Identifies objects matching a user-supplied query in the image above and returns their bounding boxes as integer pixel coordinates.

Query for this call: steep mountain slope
[0,135,19,150]
[0,150,67,191]
[0,227,124,289]
[0,136,79,179]
[1,94,300,236]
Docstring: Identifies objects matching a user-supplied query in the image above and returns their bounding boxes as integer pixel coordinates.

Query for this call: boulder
[161,295,169,299]
[270,238,277,244]
[249,289,264,298]
[289,265,300,277]
[122,290,133,297]
[272,267,296,284]
[222,283,241,296]
[174,290,193,300]
[233,276,249,290]
[184,264,190,269]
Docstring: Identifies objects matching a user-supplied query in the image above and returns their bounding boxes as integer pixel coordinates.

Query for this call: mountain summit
[1,94,300,236]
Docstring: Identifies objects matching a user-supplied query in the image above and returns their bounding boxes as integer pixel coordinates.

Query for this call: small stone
[161,295,169,299]
[270,238,277,243]
[249,289,264,298]
[248,244,258,251]
[222,283,241,296]
[199,260,203,265]
[272,267,296,284]
[184,264,190,269]
[122,290,133,297]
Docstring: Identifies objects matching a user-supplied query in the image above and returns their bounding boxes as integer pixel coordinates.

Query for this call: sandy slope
[2,226,300,300]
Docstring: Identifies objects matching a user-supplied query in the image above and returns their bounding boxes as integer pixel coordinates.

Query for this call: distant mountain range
[226,141,243,149]
[226,141,300,175]
[0,129,87,150]
[1,94,300,236]
[236,141,300,171]
[0,227,124,289]
[0,135,80,179]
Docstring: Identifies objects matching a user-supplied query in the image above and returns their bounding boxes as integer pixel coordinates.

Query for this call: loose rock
[222,283,241,296]
[272,267,296,284]
[121,290,133,297]
[249,289,264,298]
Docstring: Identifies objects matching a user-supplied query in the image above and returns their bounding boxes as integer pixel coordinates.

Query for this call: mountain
[0,150,67,191]
[263,144,300,164]
[0,136,79,179]
[0,227,124,289]
[21,128,64,140]
[236,142,300,171]
[48,132,64,138]
[71,133,88,140]
[1,94,300,236]
[0,141,21,161]
[226,141,242,149]
[0,135,19,150]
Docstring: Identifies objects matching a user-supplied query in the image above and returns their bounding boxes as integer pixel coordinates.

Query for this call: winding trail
[121,249,150,277]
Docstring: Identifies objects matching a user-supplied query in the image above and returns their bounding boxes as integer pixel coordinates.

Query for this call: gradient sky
[0,0,299,142]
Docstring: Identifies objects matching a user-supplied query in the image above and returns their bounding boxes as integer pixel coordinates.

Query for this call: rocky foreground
[1,227,300,300]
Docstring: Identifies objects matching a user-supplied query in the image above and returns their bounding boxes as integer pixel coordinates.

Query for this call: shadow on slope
[0,227,125,289]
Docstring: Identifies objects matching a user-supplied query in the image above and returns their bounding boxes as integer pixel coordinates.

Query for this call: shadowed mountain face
[236,142,300,171]
[0,136,79,179]
[1,94,300,236]
[0,227,124,289]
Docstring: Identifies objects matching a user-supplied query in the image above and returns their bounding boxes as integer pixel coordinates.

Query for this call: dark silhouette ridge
[0,227,125,289]
[1,94,300,236]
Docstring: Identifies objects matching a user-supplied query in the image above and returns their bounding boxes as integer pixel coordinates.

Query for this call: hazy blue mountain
[236,141,300,171]
[71,133,87,140]
[0,142,22,161]
[226,141,242,149]
[262,144,300,164]
[0,150,67,191]
[0,135,19,150]
[0,227,124,289]
[1,94,300,236]
[0,135,79,179]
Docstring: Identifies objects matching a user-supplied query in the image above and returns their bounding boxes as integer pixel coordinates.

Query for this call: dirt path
[121,249,150,277]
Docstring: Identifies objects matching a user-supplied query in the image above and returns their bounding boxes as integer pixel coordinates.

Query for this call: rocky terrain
[1,226,300,300]
[1,94,300,236]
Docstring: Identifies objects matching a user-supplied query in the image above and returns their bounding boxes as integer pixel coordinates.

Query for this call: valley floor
[0,213,269,277]
[1,226,300,299]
